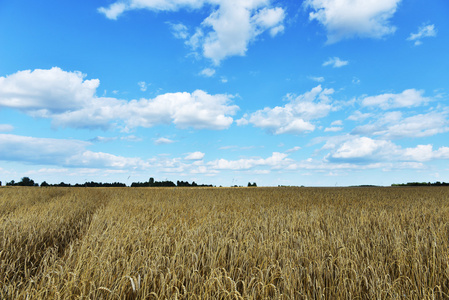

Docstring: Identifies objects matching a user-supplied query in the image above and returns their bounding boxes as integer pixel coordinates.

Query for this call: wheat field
[1,186,449,299]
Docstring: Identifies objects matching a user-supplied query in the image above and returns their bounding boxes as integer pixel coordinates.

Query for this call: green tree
[18,177,35,186]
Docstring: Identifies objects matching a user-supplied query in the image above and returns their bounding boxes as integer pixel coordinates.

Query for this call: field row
[1,187,449,299]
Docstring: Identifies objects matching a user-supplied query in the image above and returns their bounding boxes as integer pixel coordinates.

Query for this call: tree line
[391,181,449,186]
[1,177,218,188]
[130,178,213,187]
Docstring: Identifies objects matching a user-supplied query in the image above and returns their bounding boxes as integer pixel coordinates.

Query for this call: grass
[1,186,449,299]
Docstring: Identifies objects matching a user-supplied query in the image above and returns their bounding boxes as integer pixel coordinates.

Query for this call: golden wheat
[1,186,448,299]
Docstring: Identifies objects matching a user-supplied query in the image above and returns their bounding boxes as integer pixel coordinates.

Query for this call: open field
[1,186,449,299]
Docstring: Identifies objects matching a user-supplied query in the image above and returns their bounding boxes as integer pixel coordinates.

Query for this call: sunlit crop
[1,186,448,299]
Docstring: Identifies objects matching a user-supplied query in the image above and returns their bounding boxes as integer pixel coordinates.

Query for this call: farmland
[1,186,449,299]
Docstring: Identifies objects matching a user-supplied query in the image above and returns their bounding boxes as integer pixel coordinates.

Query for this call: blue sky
[0,0,448,186]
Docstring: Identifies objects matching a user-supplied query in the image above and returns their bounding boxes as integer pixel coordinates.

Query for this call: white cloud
[154,137,175,145]
[209,152,291,170]
[202,2,285,65]
[0,124,14,132]
[62,90,238,130]
[200,68,216,77]
[361,89,429,110]
[331,120,342,126]
[309,76,325,82]
[0,68,238,131]
[0,67,99,113]
[383,113,449,138]
[329,137,398,161]
[190,165,219,174]
[322,57,348,68]
[0,134,90,165]
[98,0,285,65]
[324,126,342,132]
[185,28,204,51]
[239,85,334,134]
[325,136,449,165]
[352,111,449,139]
[305,0,401,43]
[347,110,372,121]
[285,146,301,153]
[67,151,150,169]
[138,81,149,91]
[185,151,205,160]
[98,2,128,20]
[252,7,285,37]
[403,145,449,162]
[269,25,284,37]
[2,132,449,180]
[168,22,189,39]
[132,90,237,130]
[407,24,437,46]
[121,135,143,142]
[0,133,150,169]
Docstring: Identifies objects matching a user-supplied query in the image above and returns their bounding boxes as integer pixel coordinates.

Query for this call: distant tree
[41,181,50,187]
[18,177,35,186]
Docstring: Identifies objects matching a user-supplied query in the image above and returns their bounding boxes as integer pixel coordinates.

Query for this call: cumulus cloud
[305,0,401,43]
[98,0,285,64]
[325,136,449,164]
[361,89,429,110]
[407,24,437,46]
[329,137,398,162]
[0,67,99,113]
[238,85,334,134]
[117,89,238,130]
[185,151,205,160]
[403,145,449,162]
[0,68,238,131]
[322,57,348,68]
